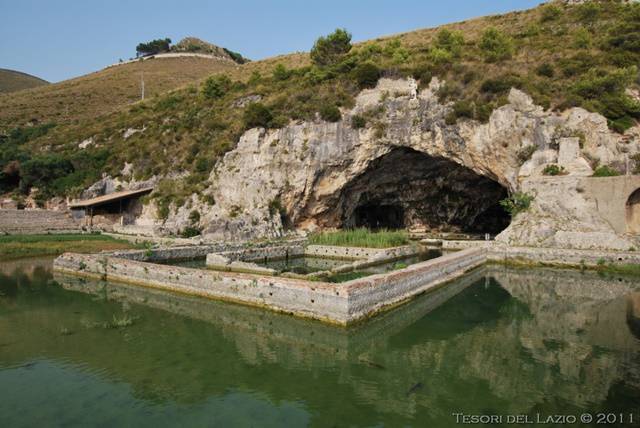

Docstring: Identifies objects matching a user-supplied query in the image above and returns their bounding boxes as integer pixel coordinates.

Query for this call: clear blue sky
[0,0,544,83]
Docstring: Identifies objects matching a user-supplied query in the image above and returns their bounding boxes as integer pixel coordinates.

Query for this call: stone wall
[489,245,640,267]
[346,248,487,321]
[304,244,417,260]
[53,246,487,325]
[0,209,80,234]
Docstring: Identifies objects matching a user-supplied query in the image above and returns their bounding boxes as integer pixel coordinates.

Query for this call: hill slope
[0,69,48,94]
[1,0,639,209]
[0,54,238,129]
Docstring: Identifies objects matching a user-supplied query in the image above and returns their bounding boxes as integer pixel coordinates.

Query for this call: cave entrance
[354,204,405,230]
[337,147,511,235]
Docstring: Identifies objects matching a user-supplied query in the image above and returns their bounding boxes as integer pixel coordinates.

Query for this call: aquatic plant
[308,228,409,248]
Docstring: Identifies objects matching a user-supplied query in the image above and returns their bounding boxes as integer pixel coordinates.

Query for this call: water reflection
[0,260,639,426]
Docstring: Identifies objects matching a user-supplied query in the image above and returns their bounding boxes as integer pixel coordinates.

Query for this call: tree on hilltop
[136,38,172,57]
[310,29,352,67]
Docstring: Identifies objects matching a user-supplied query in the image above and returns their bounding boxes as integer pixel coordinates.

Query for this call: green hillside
[0,69,48,94]
[1,0,639,208]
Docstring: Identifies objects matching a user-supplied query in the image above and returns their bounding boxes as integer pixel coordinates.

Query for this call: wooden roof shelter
[69,187,154,209]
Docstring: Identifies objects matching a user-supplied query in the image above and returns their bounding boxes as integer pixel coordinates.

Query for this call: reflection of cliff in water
[1,264,639,424]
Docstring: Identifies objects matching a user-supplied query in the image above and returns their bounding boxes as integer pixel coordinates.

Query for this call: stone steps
[0,209,81,234]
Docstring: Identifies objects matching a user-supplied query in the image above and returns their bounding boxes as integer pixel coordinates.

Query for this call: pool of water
[1,258,640,427]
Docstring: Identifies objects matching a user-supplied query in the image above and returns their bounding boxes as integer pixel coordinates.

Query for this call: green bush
[180,226,201,238]
[429,48,453,66]
[542,164,566,176]
[480,75,521,95]
[310,28,352,67]
[319,104,341,122]
[201,75,232,99]
[576,2,600,22]
[592,165,620,177]
[434,29,465,56]
[479,27,514,63]
[573,67,640,133]
[446,100,475,124]
[535,63,554,78]
[351,115,367,129]
[540,4,561,22]
[272,64,291,81]
[572,28,592,49]
[188,209,201,224]
[500,192,534,217]
[243,103,274,129]
[353,62,380,89]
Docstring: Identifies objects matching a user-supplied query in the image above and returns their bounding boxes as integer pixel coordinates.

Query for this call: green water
[1,258,640,427]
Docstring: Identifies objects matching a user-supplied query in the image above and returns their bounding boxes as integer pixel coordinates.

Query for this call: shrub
[272,64,291,81]
[319,104,342,122]
[540,4,562,22]
[201,75,231,99]
[412,64,433,89]
[188,209,201,224]
[434,29,465,56]
[243,103,274,129]
[535,63,554,78]
[542,164,566,176]
[517,145,537,164]
[592,165,620,177]
[180,226,201,238]
[310,28,352,67]
[572,28,592,49]
[500,192,534,217]
[351,115,367,129]
[429,48,453,65]
[445,100,475,124]
[353,62,380,89]
[577,2,600,22]
[573,67,640,133]
[480,75,521,95]
[479,27,514,63]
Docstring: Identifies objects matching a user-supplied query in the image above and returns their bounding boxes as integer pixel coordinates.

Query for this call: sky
[0,0,545,83]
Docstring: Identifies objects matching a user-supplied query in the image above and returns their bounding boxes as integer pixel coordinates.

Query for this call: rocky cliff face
[125,77,639,248]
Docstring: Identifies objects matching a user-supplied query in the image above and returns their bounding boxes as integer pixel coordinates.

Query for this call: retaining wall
[346,248,487,320]
[0,209,80,234]
[304,244,418,260]
[488,245,640,267]
[53,246,487,325]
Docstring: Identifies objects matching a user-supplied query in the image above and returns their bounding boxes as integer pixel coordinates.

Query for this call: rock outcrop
[175,78,637,249]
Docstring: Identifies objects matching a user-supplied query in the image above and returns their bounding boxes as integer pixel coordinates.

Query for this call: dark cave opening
[354,204,405,230]
[337,147,511,235]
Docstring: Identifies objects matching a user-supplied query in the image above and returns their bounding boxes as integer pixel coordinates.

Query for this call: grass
[308,228,409,248]
[0,55,236,130]
[0,68,48,94]
[0,233,141,260]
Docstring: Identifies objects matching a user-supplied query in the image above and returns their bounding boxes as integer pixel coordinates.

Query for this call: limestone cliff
[120,77,639,249]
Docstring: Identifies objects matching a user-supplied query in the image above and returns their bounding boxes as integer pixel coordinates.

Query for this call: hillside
[0,69,48,94]
[1,0,639,211]
[0,54,238,130]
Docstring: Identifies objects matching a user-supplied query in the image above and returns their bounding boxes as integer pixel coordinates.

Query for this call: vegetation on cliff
[1,1,639,209]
